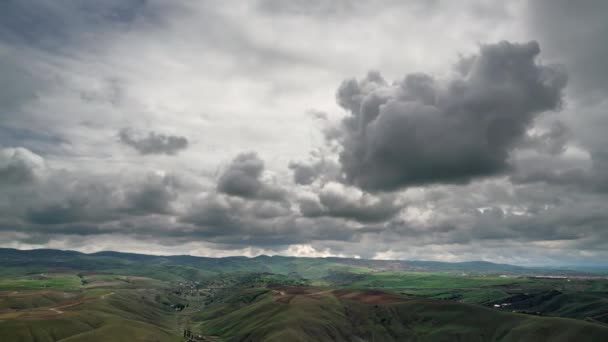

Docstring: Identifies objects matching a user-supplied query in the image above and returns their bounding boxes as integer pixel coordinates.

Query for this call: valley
[1,248,608,341]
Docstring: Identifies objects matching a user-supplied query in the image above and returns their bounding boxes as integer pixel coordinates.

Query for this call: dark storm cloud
[333,41,567,191]
[119,128,189,155]
[217,152,286,201]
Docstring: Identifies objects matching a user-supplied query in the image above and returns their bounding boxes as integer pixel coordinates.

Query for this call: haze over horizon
[2,0,608,267]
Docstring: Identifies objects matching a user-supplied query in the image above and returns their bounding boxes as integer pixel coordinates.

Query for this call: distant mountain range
[0,248,598,279]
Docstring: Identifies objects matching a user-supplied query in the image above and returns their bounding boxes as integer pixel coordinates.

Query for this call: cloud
[0,0,151,49]
[2,1,608,265]
[332,41,567,191]
[528,0,608,99]
[299,182,401,223]
[119,128,189,155]
[518,120,570,155]
[179,192,362,247]
[25,180,121,225]
[0,147,45,186]
[0,147,181,226]
[289,159,340,185]
[527,1,608,197]
[217,152,286,201]
[123,173,179,215]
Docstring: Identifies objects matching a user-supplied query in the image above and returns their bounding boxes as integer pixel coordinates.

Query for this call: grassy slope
[0,290,181,342]
[0,277,181,342]
[196,288,608,342]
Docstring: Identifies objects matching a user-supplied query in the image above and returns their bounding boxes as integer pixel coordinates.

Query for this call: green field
[0,274,81,290]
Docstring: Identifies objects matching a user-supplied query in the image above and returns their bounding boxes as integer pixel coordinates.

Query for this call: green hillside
[194,287,608,342]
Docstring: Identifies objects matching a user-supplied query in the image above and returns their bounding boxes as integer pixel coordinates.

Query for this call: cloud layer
[1,1,607,265]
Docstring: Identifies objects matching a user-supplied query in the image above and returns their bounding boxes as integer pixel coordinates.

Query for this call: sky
[1,0,607,266]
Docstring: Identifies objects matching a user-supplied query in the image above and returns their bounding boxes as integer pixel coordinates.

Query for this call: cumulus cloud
[332,41,567,191]
[123,173,179,215]
[217,152,286,201]
[0,147,182,227]
[23,173,181,226]
[299,182,401,223]
[119,128,189,155]
[289,158,340,185]
[181,194,289,232]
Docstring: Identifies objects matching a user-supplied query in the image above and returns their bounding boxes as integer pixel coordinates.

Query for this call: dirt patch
[270,286,311,295]
[334,289,408,304]
[101,292,114,299]
[275,295,295,304]
[84,280,122,288]
[271,287,408,305]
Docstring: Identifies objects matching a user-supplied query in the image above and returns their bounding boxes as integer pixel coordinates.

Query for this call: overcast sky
[1,0,607,265]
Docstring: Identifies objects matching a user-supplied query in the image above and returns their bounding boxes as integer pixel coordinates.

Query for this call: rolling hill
[1,248,608,341]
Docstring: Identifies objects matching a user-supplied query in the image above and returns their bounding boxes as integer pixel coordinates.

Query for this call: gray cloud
[333,41,567,191]
[0,147,181,227]
[119,128,189,155]
[0,147,44,186]
[218,152,286,201]
[519,121,570,155]
[290,161,319,185]
[2,1,608,265]
[299,183,400,223]
[179,192,362,247]
[289,159,340,185]
[0,0,152,50]
[123,174,179,215]
[527,0,608,196]
[25,180,121,225]
[528,0,608,100]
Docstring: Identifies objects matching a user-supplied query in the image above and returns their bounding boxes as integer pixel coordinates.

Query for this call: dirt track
[273,287,409,305]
